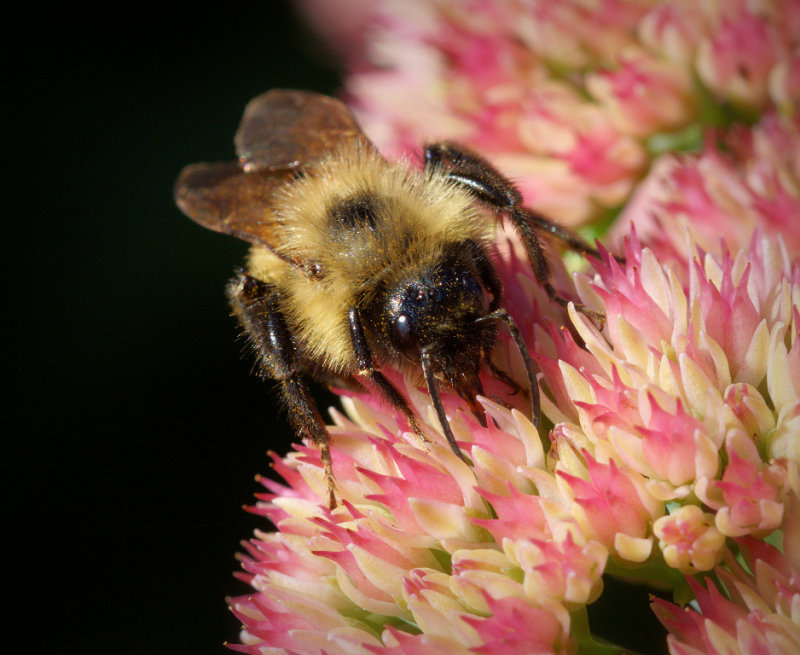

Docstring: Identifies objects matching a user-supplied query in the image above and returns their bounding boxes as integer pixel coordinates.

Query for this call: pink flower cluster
[329,0,800,226]
[229,347,607,654]
[614,112,800,259]
[227,220,798,653]
[653,537,800,654]
[223,1,800,653]
[541,230,798,571]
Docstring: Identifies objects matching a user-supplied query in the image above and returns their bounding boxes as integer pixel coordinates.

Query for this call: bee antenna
[475,310,541,431]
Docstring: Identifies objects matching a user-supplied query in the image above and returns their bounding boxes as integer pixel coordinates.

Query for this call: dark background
[12,4,667,653]
[12,3,340,653]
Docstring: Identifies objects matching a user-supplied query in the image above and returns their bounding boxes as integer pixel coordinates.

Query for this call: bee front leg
[424,142,604,322]
[347,308,427,444]
[227,272,336,509]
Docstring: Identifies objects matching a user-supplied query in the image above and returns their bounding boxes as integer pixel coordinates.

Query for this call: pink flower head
[225,212,798,652]
[586,48,696,137]
[653,505,726,574]
[652,537,800,655]
[614,112,800,258]
[217,1,800,652]
[541,228,799,570]
[329,0,800,226]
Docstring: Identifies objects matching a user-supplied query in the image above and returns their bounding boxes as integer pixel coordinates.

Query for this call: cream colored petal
[657,353,682,398]
[616,315,654,371]
[558,360,597,406]
[569,303,618,377]
[668,267,689,338]
[513,408,547,469]
[450,571,524,614]
[573,272,605,316]
[645,479,692,501]
[679,352,719,415]
[640,248,674,318]
[698,330,731,389]
[714,508,751,538]
[770,406,800,463]
[345,544,410,605]
[613,533,653,562]
[768,322,797,415]
[695,430,722,480]
[408,497,482,541]
[607,425,648,475]
[406,597,479,645]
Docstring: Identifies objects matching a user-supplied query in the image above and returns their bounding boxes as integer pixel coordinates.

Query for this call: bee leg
[476,309,541,432]
[467,238,503,312]
[424,142,605,324]
[420,349,471,464]
[348,308,427,443]
[469,239,530,401]
[228,272,336,509]
[454,375,487,428]
[486,358,523,395]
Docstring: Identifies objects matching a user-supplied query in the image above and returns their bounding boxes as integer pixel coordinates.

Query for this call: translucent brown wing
[235,89,373,172]
[174,162,289,248]
[175,90,375,253]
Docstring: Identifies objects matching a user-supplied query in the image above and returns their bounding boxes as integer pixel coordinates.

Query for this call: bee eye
[391,313,416,352]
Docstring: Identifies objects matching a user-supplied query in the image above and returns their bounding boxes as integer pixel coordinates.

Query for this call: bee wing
[175,90,375,255]
[234,89,374,172]
[174,161,288,248]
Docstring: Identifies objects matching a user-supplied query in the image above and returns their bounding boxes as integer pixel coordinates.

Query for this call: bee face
[380,251,495,368]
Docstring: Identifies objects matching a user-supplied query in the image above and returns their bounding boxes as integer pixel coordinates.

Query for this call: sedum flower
[652,505,726,574]
[222,1,800,652]
[329,0,800,225]
[226,220,798,652]
[652,537,800,655]
[612,111,800,259]
[694,7,785,111]
[228,342,604,654]
[584,47,696,137]
[543,228,798,568]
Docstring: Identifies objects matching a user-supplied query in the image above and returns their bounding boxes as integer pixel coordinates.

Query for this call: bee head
[376,249,498,383]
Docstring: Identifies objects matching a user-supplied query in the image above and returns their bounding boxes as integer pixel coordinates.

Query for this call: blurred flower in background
[228,1,800,653]
[332,0,800,229]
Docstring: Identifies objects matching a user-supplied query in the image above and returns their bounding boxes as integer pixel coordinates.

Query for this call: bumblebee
[175,90,599,507]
